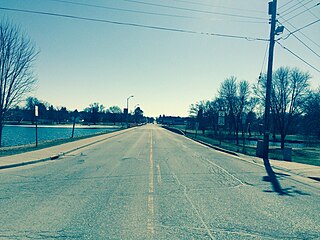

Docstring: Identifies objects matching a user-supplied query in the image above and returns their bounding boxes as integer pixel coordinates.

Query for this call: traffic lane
[0,127,152,239]
[152,127,319,239]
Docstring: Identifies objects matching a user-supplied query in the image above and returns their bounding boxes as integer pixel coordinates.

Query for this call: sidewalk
[238,153,320,184]
[0,128,133,170]
[191,138,320,186]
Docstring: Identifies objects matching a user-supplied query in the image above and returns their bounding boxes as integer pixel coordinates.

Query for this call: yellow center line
[147,130,155,236]
[157,164,162,185]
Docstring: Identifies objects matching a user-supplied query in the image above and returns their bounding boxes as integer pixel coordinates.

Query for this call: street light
[126,95,134,128]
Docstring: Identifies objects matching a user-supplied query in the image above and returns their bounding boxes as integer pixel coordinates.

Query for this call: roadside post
[218,110,225,145]
[71,109,78,138]
[242,113,247,153]
[184,120,188,135]
[35,105,38,147]
[195,122,199,139]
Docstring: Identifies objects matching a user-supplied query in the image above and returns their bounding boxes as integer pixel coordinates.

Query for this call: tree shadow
[261,158,310,196]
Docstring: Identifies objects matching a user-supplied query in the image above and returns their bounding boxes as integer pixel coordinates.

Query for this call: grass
[168,125,320,167]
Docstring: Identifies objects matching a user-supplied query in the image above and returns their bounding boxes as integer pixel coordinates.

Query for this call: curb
[0,128,134,170]
[190,138,239,156]
[161,126,238,157]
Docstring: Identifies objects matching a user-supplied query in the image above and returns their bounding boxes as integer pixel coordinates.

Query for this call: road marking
[156,164,162,185]
[171,171,216,240]
[147,130,155,236]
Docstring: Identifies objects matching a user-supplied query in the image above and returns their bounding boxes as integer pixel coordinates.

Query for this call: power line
[260,42,269,76]
[0,7,269,41]
[169,0,265,14]
[296,0,319,19]
[281,18,320,39]
[279,2,302,14]
[46,0,194,20]
[45,0,266,24]
[277,41,320,73]
[280,0,315,17]
[281,2,320,23]
[121,0,267,20]
[279,22,320,58]
[278,16,320,49]
[278,1,294,10]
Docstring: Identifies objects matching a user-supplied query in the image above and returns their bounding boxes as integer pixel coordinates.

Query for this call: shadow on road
[262,158,310,196]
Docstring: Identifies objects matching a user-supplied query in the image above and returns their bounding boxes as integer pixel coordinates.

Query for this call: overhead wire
[296,0,319,19]
[259,42,269,78]
[278,1,294,10]
[169,0,265,14]
[278,22,320,58]
[281,2,320,23]
[120,0,267,20]
[0,7,269,42]
[46,0,195,20]
[278,14,320,49]
[280,0,315,17]
[45,0,267,24]
[277,41,320,73]
[280,18,320,40]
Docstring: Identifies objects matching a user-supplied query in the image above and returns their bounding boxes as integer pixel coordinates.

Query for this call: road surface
[0,125,319,239]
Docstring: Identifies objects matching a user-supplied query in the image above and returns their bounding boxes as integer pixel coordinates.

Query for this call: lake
[1,125,121,147]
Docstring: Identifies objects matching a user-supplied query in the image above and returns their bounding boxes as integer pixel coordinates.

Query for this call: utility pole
[263,0,277,163]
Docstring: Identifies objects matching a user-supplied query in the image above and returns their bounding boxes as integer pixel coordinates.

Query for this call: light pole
[126,95,134,128]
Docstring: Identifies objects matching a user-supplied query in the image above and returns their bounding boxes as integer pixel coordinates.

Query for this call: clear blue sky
[1,0,319,117]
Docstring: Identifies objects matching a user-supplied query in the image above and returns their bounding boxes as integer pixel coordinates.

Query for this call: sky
[0,0,319,117]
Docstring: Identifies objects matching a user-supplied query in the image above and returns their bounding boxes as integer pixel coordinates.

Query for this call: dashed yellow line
[157,164,162,185]
[147,130,155,236]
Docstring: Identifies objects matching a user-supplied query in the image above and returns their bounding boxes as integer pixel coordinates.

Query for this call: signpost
[241,113,247,153]
[195,122,199,138]
[35,105,38,147]
[71,109,78,138]
[218,110,225,145]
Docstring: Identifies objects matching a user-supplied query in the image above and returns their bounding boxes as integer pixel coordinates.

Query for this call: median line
[147,130,155,236]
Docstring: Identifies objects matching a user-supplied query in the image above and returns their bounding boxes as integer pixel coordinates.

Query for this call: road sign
[218,111,225,117]
[195,122,200,130]
[35,106,39,117]
[218,110,225,126]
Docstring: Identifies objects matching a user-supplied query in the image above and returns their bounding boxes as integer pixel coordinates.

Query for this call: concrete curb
[190,138,239,156]
[0,128,134,170]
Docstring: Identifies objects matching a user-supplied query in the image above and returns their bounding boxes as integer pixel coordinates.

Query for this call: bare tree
[0,20,38,146]
[255,67,311,148]
[219,77,251,144]
[302,87,320,139]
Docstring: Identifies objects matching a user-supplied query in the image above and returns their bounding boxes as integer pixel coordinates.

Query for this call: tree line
[5,97,147,126]
[189,67,320,149]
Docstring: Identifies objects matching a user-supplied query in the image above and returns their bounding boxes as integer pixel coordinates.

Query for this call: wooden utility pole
[263,0,277,163]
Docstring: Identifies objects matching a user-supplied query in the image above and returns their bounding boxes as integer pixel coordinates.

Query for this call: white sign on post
[35,106,39,117]
[218,111,225,126]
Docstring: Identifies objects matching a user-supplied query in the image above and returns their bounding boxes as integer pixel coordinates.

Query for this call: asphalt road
[0,125,319,239]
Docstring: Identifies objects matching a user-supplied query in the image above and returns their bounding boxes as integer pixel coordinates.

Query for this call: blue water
[1,125,120,147]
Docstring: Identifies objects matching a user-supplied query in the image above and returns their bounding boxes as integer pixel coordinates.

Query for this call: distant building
[157,115,190,125]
